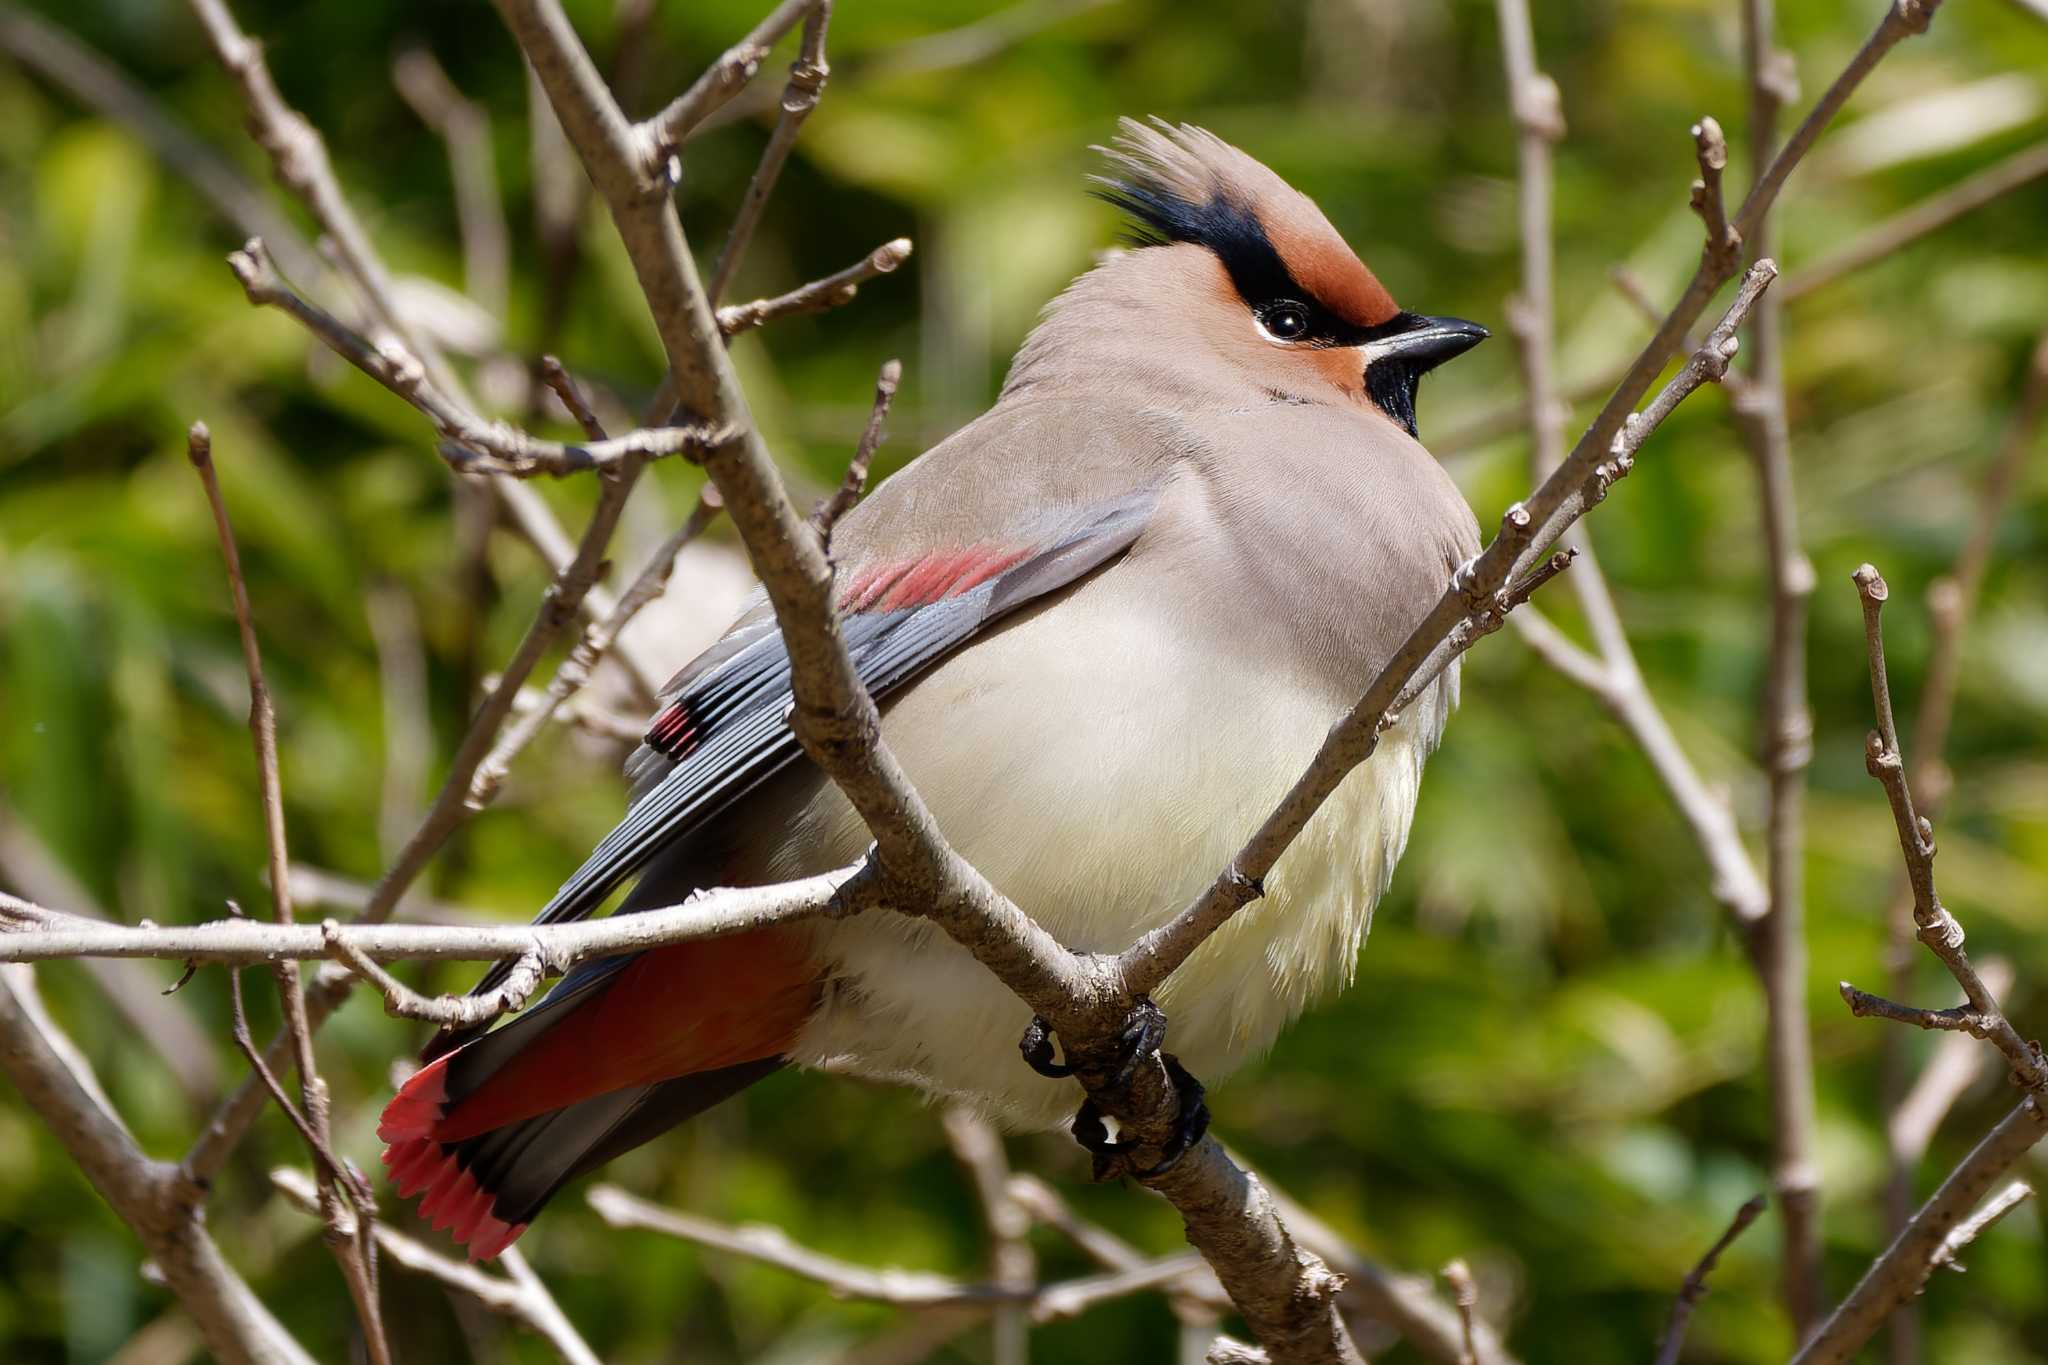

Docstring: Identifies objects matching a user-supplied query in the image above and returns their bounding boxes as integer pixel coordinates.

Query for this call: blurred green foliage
[3,0,2046,1361]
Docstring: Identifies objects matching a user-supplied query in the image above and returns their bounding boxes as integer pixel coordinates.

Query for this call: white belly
[777,581,1441,1130]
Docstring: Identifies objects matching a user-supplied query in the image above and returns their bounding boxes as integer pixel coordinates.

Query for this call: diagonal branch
[1845,566,2048,1097]
[187,423,391,1365]
[228,238,733,476]
[1792,1097,2046,1363]
[706,0,831,303]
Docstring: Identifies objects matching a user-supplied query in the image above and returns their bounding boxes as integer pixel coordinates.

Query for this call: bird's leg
[1018,997,1212,1181]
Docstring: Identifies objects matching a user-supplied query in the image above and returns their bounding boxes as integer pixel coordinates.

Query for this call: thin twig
[1847,565,2048,1096]
[589,1182,1203,1318]
[1689,116,1739,273]
[1654,1194,1767,1365]
[1738,0,1824,1330]
[323,923,555,1028]
[187,422,390,1365]
[943,1109,1034,1358]
[271,1167,601,1365]
[1792,1098,2047,1363]
[638,0,817,156]
[1876,333,2047,1362]
[707,0,832,303]
[2,866,868,965]
[228,238,731,476]
[1927,1180,2033,1272]
[717,237,915,336]
[1440,1259,1479,1365]
[0,967,317,1365]
[814,357,901,540]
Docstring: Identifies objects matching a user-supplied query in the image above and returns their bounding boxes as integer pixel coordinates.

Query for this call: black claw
[1112,997,1168,1089]
[1066,1052,1211,1182]
[1018,1014,1074,1078]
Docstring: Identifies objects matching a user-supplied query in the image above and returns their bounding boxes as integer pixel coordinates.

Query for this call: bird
[379,118,1487,1260]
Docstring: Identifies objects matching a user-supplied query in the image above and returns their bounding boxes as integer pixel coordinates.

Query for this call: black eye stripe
[1096,179,1430,353]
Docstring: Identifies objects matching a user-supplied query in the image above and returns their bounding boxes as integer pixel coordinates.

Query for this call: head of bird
[1005,118,1487,439]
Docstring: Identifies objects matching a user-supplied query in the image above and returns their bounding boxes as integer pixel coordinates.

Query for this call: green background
[2,0,2046,1360]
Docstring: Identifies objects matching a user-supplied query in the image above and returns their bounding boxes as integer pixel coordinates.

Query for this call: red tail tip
[378,1056,528,1260]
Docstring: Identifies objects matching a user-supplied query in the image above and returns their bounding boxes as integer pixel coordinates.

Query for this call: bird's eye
[1258,302,1311,342]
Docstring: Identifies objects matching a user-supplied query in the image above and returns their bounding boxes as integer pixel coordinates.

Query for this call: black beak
[1362,314,1489,440]
[1372,314,1489,375]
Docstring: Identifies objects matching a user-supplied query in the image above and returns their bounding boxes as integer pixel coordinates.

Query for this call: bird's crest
[1091,117,1399,329]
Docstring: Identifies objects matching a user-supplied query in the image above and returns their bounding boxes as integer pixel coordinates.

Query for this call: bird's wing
[435,488,1156,1035]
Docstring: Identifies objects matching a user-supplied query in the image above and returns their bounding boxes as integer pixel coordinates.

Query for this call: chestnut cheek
[1305,347,1362,395]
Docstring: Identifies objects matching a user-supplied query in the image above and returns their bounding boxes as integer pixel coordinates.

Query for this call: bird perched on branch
[381,118,1486,1260]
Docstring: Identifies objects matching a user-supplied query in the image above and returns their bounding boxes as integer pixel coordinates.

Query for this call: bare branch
[639,0,817,155]
[1654,1194,1767,1365]
[1791,139,2048,297]
[228,238,731,476]
[943,1109,1034,1357]
[589,1181,1204,1320]
[1848,565,2048,1096]
[271,1168,600,1365]
[324,924,554,1028]
[1793,1098,2047,1363]
[1841,983,1988,1035]
[1738,0,1824,1328]
[589,1182,1027,1307]
[0,967,316,1365]
[717,237,915,337]
[1927,1180,2034,1271]
[1689,116,1739,273]
[814,357,901,541]
[470,488,724,807]
[707,0,832,303]
[1440,1259,1479,1365]
[538,353,610,440]
[188,422,391,1364]
[0,868,862,966]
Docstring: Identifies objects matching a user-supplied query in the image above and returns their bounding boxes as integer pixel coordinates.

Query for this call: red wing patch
[644,698,702,759]
[839,545,1032,613]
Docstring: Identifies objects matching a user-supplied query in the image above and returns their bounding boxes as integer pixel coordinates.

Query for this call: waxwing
[381,118,1487,1259]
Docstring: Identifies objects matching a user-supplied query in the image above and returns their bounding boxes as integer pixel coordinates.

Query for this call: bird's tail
[376,926,817,1259]
[379,1051,783,1260]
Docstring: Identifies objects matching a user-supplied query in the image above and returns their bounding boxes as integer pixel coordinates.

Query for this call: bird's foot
[1018,996,1167,1085]
[1018,998,1209,1181]
[1072,1053,1210,1181]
